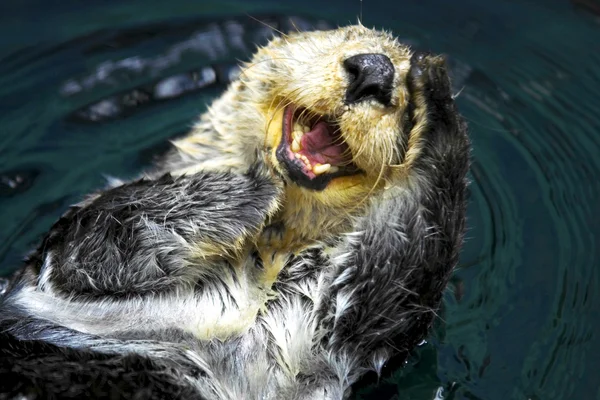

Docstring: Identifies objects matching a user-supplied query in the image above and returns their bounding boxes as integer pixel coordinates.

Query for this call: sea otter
[0,24,470,399]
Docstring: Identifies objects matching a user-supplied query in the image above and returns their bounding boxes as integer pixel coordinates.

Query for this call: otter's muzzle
[344,53,395,106]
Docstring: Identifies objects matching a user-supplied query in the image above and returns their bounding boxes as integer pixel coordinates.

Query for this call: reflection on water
[0,1,599,399]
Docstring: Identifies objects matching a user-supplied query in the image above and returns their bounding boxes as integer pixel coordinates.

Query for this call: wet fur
[0,26,470,399]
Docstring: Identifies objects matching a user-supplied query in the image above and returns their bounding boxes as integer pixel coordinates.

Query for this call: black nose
[343,53,395,106]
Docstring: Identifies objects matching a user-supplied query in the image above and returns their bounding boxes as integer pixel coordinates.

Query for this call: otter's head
[176,25,453,245]
[253,26,415,193]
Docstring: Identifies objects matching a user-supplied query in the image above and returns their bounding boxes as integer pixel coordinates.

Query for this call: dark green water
[1,1,599,399]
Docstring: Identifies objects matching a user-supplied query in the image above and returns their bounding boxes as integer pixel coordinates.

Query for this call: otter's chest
[186,244,327,341]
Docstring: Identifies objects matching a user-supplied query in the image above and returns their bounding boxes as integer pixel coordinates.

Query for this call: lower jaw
[268,106,362,191]
[264,179,373,249]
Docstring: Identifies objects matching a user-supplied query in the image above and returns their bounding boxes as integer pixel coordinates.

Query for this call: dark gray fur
[29,164,280,299]
[0,52,470,400]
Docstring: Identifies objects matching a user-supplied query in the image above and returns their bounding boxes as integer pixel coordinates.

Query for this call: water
[1,1,599,399]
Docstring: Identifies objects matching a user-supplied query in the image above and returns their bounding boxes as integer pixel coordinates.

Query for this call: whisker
[351,144,393,210]
[263,98,291,148]
[238,57,302,80]
[245,14,288,39]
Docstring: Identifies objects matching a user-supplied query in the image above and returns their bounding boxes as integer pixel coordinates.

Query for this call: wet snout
[343,53,395,106]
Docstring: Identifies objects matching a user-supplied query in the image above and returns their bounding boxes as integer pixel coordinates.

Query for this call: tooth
[291,138,301,152]
[294,153,301,159]
[293,121,303,133]
[292,130,303,142]
[302,124,310,133]
[313,163,331,175]
[329,166,339,173]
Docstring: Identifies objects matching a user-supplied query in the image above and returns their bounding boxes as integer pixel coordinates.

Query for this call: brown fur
[161,25,429,256]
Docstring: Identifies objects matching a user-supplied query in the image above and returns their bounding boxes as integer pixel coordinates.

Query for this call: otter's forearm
[320,183,465,360]
[320,53,470,360]
[31,166,281,297]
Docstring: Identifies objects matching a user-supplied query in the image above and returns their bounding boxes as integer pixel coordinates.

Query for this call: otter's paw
[410,52,452,100]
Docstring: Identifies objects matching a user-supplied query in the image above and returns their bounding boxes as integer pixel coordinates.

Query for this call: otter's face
[170,24,454,244]
[239,25,423,199]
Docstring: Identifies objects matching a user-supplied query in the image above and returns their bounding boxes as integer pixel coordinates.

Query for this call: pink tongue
[300,121,347,165]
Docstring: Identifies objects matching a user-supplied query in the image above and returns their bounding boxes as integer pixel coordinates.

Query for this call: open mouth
[275,106,360,190]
